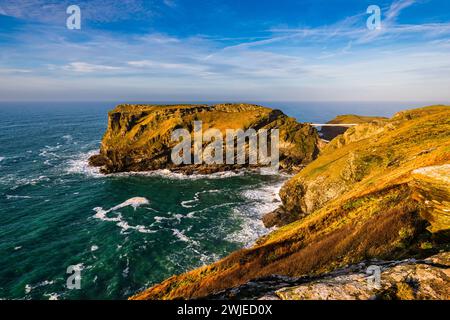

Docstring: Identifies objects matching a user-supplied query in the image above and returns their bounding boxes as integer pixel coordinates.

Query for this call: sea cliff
[128,105,449,300]
[89,103,320,174]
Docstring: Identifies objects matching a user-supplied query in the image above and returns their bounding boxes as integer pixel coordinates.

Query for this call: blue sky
[0,0,449,102]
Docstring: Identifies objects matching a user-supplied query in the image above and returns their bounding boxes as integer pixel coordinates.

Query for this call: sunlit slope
[131,105,450,300]
[90,103,319,174]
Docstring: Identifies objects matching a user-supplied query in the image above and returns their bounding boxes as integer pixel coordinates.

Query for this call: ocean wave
[66,150,102,177]
[62,135,73,142]
[65,149,292,182]
[66,152,249,180]
[39,145,62,160]
[44,293,60,300]
[25,280,55,294]
[186,202,237,218]
[6,195,33,200]
[9,175,50,190]
[226,180,285,247]
[113,169,246,180]
[172,228,196,244]
[181,189,221,208]
[0,156,4,162]
[93,197,155,234]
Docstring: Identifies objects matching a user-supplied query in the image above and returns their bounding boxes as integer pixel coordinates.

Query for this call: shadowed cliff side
[130,105,449,300]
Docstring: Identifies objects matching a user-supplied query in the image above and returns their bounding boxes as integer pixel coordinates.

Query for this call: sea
[0,101,432,299]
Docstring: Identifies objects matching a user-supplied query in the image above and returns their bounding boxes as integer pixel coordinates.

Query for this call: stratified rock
[411,165,450,234]
[90,104,320,174]
[276,252,450,300]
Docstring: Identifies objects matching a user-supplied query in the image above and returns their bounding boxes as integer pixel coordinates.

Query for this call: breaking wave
[93,197,155,234]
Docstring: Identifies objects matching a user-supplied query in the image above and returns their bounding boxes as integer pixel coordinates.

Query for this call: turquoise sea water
[0,101,425,299]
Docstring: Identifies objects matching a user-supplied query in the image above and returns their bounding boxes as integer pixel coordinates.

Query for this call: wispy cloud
[63,62,122,73]
[385,0,416,23]
[0,0,154,24]
[0,0,449,101]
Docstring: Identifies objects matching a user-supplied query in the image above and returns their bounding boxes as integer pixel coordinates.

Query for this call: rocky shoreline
[89,103,320,175]
[90,104,450,300]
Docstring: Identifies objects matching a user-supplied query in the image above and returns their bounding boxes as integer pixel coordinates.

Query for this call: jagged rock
[411,164,450,234]
[90,103,320,174]
[270,106,450,227]
[275,252,450,300]
[129,106,450,300]
[262,207,298,228]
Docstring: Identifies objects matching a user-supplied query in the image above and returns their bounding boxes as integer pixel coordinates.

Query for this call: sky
[0,0,449,102]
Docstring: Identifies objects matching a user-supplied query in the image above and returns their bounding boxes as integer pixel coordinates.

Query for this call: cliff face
[197,252,450,300]
[269,105,450,227]
[131,105,450,300]
[411,165,450,235]
[275,252,450,300]
[90,103,320,174]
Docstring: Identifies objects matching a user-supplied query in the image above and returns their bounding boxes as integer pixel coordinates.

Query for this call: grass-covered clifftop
[90,103,320,174]
[131,105,450,300]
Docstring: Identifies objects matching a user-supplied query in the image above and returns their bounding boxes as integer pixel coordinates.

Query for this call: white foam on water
[186,202,237,218]
[91,245,99,252]
[122,258,130,278]
[24,280,55,294]
[0,157,4,162]
[181,189,221,208]
[45,293,59,300]
[113,168,245,180]
[93,197,155,234]
[153,216,167,223]
[6,195,33,200]
[66,150,247,180]
[226,180,286,247]
[39,144,61,162]
[171,228,194,243]
[66,150,288,183]
[62,135,73,142]
[66,150,102,177]
[9,175,50,190]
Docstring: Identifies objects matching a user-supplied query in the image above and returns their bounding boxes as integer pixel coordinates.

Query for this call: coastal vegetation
[124,105,449,300]
[89,103,320,174]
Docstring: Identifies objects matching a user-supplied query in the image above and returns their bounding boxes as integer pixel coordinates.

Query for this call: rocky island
[91,104,449,300]
[89,103,321,174]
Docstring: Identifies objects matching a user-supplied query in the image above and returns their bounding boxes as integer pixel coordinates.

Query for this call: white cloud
[0,1,449,102]
[0,68,32,74]
[63,62,122,73]
[385,0,416,23]
[0,0,153,24]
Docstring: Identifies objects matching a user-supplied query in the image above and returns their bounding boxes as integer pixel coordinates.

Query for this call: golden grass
[130,106,450,300]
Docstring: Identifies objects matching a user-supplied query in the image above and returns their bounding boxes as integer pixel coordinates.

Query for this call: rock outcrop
[264,105,450,228]
[275,252,450,300]
[130,106,450,300]
[197,252,450,300]
[90,103,320,174]
[411,165,450,234]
